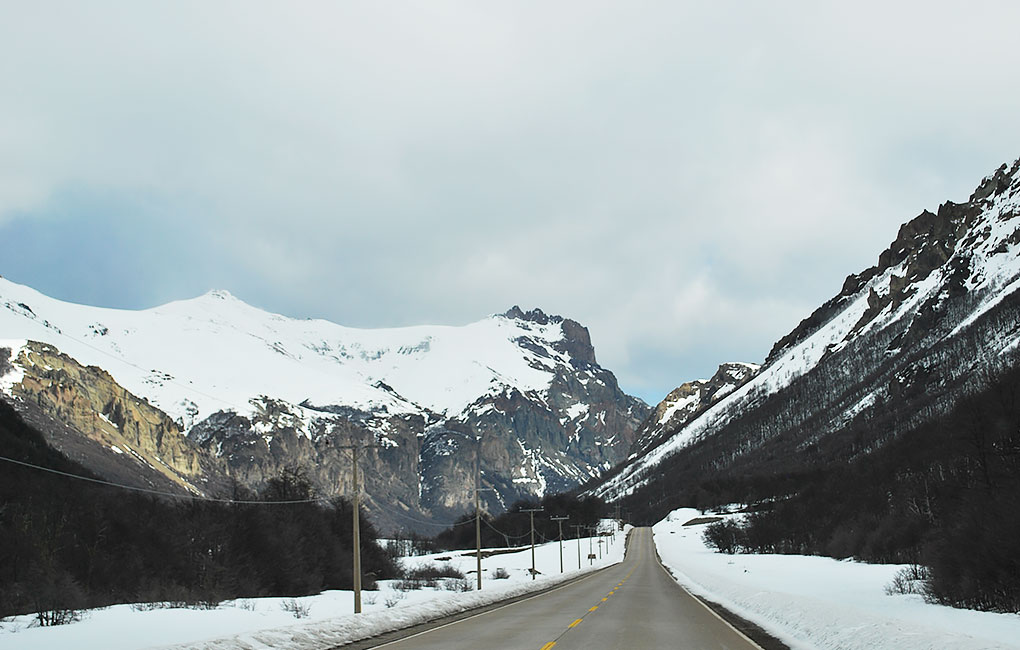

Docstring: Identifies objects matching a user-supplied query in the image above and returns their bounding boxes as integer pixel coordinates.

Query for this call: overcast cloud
[2,1,1020,404]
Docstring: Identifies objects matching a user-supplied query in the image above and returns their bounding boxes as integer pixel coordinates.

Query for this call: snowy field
[10,510,1017,650]
[654,508,1020,650]
[0,527,626,650]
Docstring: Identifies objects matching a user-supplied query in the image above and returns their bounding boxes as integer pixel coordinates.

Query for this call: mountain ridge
[0,282,648,531]
[595,156,1020,506]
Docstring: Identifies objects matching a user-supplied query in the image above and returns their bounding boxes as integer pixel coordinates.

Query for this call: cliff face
[3,342,220,494]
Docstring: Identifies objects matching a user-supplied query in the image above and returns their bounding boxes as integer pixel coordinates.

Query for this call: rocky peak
[502,306,563,325]
[628,361,759,457]
[502,306,598,367]
[970,158,1020,203]
[766,158,1020,366]
[557,318,597,366]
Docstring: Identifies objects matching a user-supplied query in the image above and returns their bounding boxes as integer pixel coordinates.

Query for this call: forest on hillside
[696,366,1020,612]
[0,400,399,622]
[433,492,608,553]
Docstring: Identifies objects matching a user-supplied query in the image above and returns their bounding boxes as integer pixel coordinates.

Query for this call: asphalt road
[365,527,762,649]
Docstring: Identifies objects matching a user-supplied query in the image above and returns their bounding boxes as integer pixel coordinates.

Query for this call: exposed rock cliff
[2,341,221,495]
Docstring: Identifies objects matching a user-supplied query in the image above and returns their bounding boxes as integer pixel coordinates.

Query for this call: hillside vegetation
[699,365,1020,612]
[0,400,398,621]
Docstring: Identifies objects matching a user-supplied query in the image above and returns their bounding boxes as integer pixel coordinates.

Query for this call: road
[365,527,762,649]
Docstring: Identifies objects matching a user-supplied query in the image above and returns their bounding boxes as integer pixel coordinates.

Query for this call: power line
[481,516,530,543]
[365,500,474,529]
[0,454,324,505]
[1,452,492,528]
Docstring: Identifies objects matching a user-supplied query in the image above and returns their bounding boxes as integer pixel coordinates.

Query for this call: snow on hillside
[0,278,572,432]
[654,509,1020,650]
[597,161,1020,499]
[0,530,627,650]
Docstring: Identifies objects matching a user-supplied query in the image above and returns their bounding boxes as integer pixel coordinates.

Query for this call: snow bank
[0,530,627,650]
[653,508,1020,650]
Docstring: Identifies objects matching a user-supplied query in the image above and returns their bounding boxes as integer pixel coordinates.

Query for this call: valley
[3,157,1020,647]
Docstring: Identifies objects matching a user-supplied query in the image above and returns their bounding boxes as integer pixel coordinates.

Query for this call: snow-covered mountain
[596,157,1020,506]
[627,362,759,458]
[0,283,647,530]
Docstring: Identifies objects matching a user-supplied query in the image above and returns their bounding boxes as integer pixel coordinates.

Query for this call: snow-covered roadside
[653,508,1020,650]
[0,528,627,650]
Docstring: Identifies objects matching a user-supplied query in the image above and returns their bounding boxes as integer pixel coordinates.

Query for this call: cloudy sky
[2,1,1020,404]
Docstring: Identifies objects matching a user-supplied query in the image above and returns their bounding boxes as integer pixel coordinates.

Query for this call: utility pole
[473,436,494,591]
[475,481,482,590]
[570,524,584,570]
[588,525,595,565]
[550,516,569,573]
[339,441,382,614]
[521,507,544,579]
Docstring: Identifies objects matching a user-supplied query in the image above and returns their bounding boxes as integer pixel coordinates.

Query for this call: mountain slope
[0,285,647,530]
[595,158,1020,513]
[627,361,759,459]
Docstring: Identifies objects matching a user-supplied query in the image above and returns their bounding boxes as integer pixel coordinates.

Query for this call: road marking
[651,529,766,650]
[371,559,620,648]
[530,529,643,650]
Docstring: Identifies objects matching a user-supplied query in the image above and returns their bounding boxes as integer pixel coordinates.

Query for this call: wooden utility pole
[473,437,494,591]
[339,441,382,614]
[521,507,544,579]
[588,525,595,565]
[550,516,569,573]
[570,524,584,570]
[475,479,482,590]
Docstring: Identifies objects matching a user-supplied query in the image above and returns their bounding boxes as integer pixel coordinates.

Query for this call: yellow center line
[539,528,641,650]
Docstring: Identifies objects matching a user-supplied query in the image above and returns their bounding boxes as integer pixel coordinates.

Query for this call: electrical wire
[363,498,474,529]
[5,316,482,524]
[482,516,530,543]
[0,454,325,505]
[0,453,491,532]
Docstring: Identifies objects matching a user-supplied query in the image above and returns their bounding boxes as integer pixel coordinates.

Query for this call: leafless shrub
[281,599,311,619]
[884,565,930,596]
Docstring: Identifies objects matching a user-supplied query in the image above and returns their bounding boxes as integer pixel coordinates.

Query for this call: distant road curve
[353,527,765,649]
